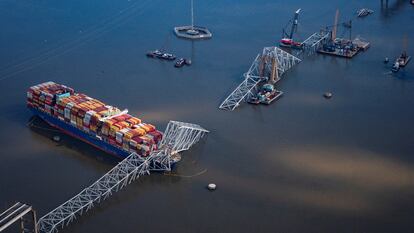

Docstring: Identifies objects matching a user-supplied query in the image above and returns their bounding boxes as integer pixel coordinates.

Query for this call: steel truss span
[219,47,301,111]
[0,202,38,233]
[299,31,330,56]
[37,120,208,233]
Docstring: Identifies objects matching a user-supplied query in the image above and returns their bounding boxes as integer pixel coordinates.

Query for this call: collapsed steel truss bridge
[0,121,209,233]
[219,47,301,111]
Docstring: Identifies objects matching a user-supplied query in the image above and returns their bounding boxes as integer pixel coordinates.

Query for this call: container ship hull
[27,82,167,162]
[30,107,130,159]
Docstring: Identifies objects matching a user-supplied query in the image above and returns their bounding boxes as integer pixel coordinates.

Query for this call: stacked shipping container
[27,82,163,157]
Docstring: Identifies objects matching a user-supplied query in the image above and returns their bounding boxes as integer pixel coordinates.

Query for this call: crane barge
[279,9,303,49]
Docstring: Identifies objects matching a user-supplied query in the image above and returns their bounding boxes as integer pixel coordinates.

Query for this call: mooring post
[191,0,194,29]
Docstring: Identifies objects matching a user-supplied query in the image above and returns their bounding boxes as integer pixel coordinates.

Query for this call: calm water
[0,0,414,232]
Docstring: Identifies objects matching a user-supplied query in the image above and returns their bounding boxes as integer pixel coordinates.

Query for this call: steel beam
[36,120,208,233]
[219,47,301,111]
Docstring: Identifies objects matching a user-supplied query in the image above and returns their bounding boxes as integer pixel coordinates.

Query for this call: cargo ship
[27,82,177,162]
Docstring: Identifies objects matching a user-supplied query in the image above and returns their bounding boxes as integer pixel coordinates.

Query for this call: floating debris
[53,135,61,142]
[357,8,374,17]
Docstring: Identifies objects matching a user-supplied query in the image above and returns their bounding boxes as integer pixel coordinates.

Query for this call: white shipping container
[141,145,150,152]
[129,140,137,147]
[83,114,91,125]
[116,132,123,143]
[146,134,155,141]
[64,108,71,119]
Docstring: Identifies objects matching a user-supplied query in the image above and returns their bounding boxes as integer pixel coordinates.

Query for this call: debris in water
[53,135,61,142]
[357,8,374,17]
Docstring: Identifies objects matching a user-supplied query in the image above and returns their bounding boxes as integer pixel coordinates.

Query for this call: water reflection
[200,146,414,213]
[380,0,408,18]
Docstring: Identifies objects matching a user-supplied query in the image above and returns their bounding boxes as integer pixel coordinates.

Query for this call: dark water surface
[1,0,414,232]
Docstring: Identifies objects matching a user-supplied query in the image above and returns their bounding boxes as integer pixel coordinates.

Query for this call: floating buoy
[323,92,333,99]
[53,135,61,142]
[207,183,216,191]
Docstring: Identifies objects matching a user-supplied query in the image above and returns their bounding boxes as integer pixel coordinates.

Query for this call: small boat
[146,49,176,61]
[392,51,411,72]
[160,53,176,61]
[146,49,163,58]
[397,52,411,67]
[174,58,191,68]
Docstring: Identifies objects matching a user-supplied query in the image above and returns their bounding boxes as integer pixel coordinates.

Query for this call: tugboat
[392,51,411,72]
[248,84,283,105]
[279,9,303,49]
[146,49,163,58]
[146,49,176,61]
[174,58,192,68]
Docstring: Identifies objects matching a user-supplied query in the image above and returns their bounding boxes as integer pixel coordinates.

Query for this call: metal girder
[219,47,301,111]
[36,153,150,233]
[0,202,38,233]
[219,54,265,111]
[36,121,209,233]
[262,47,302,76]
[218,74,263,111]
[160,121,209,152]
[300,31,330,56]
[153,120,209,171]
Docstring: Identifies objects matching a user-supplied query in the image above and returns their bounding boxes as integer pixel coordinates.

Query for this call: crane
[279,9,303,49]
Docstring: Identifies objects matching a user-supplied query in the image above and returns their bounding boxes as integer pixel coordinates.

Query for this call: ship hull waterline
[29,107,177,168]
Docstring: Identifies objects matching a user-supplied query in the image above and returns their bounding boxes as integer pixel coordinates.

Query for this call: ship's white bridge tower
[219,47,301,111]
[36,120,208,233]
